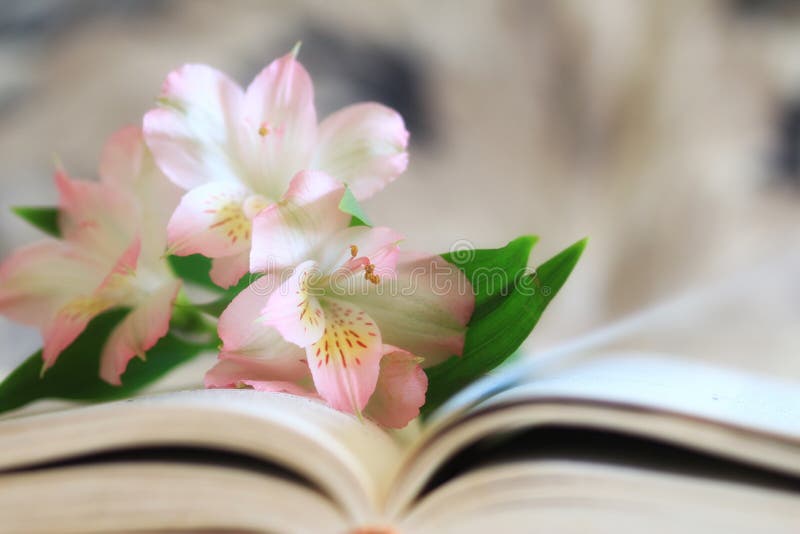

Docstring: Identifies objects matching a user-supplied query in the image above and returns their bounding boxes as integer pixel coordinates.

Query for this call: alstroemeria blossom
[0,127,182,383]
[143,48,409,288]
[204,170,473,426]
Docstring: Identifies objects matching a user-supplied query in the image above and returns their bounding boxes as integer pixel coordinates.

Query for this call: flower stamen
[350,244,358,258]
[364,263,380,284]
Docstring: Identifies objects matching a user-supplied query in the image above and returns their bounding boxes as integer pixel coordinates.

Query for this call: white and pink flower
[0,127,182,384]
[143,47,409,289]
[204,171,474,427]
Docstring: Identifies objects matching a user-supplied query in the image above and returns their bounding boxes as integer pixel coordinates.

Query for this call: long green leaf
[442,235,538,320]
[0,309,214,415]
[11,206,60,238]
[422,238,586,417]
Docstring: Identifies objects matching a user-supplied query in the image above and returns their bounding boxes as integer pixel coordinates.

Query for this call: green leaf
[442,235,538,320]
[339,186,371,227]
[167,254,219,291]
[0,309,214,415]
[194,297,235,317]
[167,254,257,317]
[422,238,587,417]
[11,206,61,238]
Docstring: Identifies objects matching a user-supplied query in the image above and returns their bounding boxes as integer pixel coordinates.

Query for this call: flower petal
[365,346,428,429]
[250,170,349,272]
[99,126,182,267]
[315,103,409,200]
[261,260,325,347]
[143,64,245,190]
[41,309,94,371]
[205,356,315,398]
[41,236,143,371]
[167,181,251,258]
[317,225,403,277]
[306,299,382,414]
[209,251,251,289]
[217,277,309,381]
[101,235,141,283]
[240,52,317,193]
[0,240,103,327]
[240,380,318,396]
[99,125,147,187]
[99,278,182,385]
[342,252,474,367]
[55,169,139,263]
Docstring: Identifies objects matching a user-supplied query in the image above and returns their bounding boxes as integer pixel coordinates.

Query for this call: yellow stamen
[258,124,269,137]
[350,245,359,258]
[364,263,379,284]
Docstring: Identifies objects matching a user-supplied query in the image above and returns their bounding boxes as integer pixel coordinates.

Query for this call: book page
[1,462,348,533]
[386,354,800,517]
[485,354,800,440]
[0,388,401,524]
[399,461,800,533]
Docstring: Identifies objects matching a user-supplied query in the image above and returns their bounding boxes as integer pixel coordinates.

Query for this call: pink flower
[204,171,474,427]
[0,127,183,383]
[143,47,410,289]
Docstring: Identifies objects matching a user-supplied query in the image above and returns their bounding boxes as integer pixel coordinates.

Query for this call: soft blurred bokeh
[0,0,798,381]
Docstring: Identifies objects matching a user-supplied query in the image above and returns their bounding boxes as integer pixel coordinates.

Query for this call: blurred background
[0,0,798,383]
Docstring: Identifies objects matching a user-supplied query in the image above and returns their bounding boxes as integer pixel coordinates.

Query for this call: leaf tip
[515,234,540,250]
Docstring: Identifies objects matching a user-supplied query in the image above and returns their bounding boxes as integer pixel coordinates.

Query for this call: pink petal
[261,260,325,347]
[99,126,182,266]
[341,252,475,367]
[217,278,309,381]
[167,181,251,258]
[99,126,146,187]
[366,346,428,429]
[101,236,141,284]
[55,169,139,264]
[208,352,308,387]
[42,234,144,372]
[205,356,315,398]
[250,170,350,272]
[99,278,182,385]
[305,299,382,414]
[240,51,317,192]
[315,103,409,200]
[41,309,94,371]
[317,226,403,277]
[143,64,245,190]
[41,236,143,371]
[0,241,103,327]
[240,380,318,397]
[209,251,251,289]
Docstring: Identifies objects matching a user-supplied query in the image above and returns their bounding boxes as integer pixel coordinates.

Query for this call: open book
[1,352,799,533]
